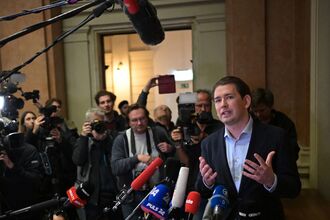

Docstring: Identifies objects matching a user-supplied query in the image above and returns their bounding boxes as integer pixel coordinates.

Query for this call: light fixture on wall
[171,69,193,81]
[116,62,123,71]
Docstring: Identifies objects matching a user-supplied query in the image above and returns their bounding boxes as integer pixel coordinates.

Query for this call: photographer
[24,99,77,202]
[0,132,43,220]
[171,90,223,191]
[72,108,121,220]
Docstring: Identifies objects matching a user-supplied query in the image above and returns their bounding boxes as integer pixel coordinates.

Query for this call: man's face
[128,108,148,134]
[195,92,211,114]
[98,95,114,113]
[214,84,251,126]
[51,101,61,117]
[154,105,171,126]
[251,103,272,123]
[120,104,129,116]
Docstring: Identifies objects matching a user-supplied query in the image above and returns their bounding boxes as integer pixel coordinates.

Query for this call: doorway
[102,29,193,121]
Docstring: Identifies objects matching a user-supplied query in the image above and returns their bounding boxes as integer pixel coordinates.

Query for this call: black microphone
[118,0,165,45]
[238,200,261,219]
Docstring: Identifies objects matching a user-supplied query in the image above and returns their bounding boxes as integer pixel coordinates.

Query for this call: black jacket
[196,120,301,220]
[72,134,118,206]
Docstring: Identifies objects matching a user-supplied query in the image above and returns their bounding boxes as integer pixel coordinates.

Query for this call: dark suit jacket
[196,119,301,220]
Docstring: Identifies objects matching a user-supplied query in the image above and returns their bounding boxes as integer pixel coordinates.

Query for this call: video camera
[177,93,199,145]
[39,105,64,134]
[0,82,24,120]
[0,117,22,152]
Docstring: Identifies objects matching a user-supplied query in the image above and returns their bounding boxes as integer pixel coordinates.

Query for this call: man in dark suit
[196,76,301,220]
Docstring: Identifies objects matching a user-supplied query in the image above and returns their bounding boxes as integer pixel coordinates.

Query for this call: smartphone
[158,75,176,94]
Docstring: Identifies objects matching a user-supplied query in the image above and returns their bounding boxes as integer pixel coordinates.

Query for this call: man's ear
[243,95,251,109]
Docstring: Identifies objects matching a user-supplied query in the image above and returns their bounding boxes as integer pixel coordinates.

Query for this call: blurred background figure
[94,90,121,132]
[19,111,37,134]
[0,131,43,220]
[117,100,129,131]
[251,88,300,161]
[153,104,175,133]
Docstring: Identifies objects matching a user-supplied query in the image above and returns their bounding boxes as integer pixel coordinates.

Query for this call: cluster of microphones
[0,156,261,219]
[104,157,203,220]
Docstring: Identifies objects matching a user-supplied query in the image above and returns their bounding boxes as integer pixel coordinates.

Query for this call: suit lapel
[216,129,238,197]
[238,121,266,194]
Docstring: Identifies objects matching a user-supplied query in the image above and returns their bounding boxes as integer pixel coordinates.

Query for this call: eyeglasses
[195,103,211,108]
[130,117,147,123]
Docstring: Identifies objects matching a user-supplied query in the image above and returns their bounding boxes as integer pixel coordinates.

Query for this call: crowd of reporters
[0,76,300,220]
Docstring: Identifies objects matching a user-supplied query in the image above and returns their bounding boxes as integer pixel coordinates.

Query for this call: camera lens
[91,120,106,134]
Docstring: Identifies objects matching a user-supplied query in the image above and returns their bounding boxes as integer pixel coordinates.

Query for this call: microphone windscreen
[164,157,181,183]
[147,184,170,208]
[122,0,165,45]
[140,184,170,219]
[210,185,229,209]
[123,0,139,14]
[76,182,93,200]
[185,191,201,214]
[131,157,163,190]
[171,167,189,208]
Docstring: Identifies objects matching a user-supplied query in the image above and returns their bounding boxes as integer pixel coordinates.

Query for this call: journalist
[72,108,122,220]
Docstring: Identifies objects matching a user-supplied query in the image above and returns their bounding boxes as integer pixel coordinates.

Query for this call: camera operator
[171,90,223,191]
[0,132,43,220]
[24,98,78,203]
[72,108,122,220]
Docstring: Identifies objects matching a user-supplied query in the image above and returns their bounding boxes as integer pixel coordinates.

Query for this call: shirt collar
[224,115,253,139]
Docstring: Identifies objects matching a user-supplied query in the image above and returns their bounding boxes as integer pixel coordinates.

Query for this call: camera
[39,105,63,133]
[22,90,40,103]
[0,117,21,151]
[177,93,200,145]
[91,120,107,134]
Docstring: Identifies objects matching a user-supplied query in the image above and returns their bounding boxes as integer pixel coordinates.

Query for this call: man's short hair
[127,103,149,119]
[94,90,116,105]
[118,100,129,110]
[213,76,251,98]
[85,108,106,121]
[45,98,62,107]
[251,88,274,108]
[153,105,171,119]
[196,89,212,103]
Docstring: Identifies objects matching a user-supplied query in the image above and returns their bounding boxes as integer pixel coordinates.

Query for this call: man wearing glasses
[111,103,174,220]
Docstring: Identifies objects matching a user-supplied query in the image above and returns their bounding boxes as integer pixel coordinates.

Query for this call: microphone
[140,183,171,220]
[0,183,92,220]
[119,0,165,45]
[108,157,163,212]
[168,167,189,219]
[162,157,182,189]
[64,182,92,209]
[238,200,261,219]
[210,185,229,220]
[185,191,201,220]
